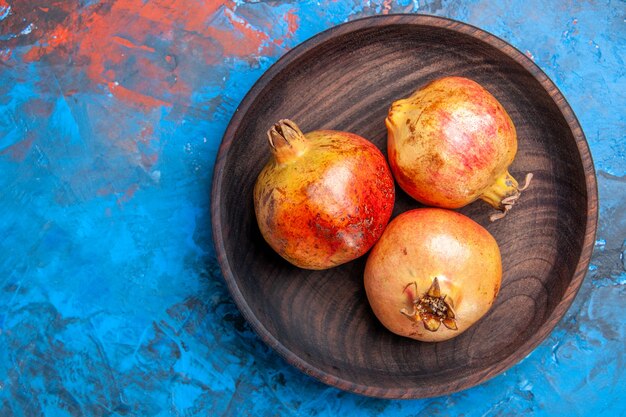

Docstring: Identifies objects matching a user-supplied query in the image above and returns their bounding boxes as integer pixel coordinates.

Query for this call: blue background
[1,0,624,415]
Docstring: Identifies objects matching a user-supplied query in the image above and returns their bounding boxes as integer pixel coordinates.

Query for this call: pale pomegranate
[386,76,531,220]
[364,208,502,342]
[254,120,395,270]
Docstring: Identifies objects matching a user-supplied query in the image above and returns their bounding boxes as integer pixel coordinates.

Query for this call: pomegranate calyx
[481,171,533,221]
[401,277,458,332]
[267,119,310,164]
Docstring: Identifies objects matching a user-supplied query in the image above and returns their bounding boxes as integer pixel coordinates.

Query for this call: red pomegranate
[254,120,395,270]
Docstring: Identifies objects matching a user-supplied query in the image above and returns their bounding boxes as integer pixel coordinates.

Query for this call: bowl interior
[213,17,593,398]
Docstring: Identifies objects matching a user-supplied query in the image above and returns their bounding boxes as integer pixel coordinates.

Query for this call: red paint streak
[22,46,45,63]
[108,82,172,110]
[97,185,114,196]
[286,8,299,35]
[140,126,154,143]
[0,48,11,63]
[103,0,266,58]
[48,25,71,47]
[263,8,299,54]
[0,132,36,161]
[23,25,72,62]
[112,36,156,53]
[205,7,269,57]
[140,152,159,170]
[18,0,272,110]
[22,99,54,117]
[125,0,224,31]
[116,184,139,205]
[137,124,160,170]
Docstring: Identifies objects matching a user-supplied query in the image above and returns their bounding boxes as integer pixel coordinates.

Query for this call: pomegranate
[254,120,395,270]
[386,76,532,220]
[364,208,502,342]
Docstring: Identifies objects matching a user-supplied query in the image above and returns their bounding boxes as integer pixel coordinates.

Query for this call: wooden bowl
[211,15,597,398]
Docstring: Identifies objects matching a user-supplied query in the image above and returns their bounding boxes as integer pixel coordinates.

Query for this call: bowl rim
[211,14,599,399]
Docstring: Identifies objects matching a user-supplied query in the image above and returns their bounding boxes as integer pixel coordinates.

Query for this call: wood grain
[211,15,598,399]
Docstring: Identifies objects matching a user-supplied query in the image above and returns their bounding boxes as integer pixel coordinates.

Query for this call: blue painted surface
[0,0,624,415]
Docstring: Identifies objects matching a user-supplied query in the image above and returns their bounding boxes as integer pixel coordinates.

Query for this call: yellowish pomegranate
[386,77,531,220]
[254,120,395,270]
[364,208,502,342]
